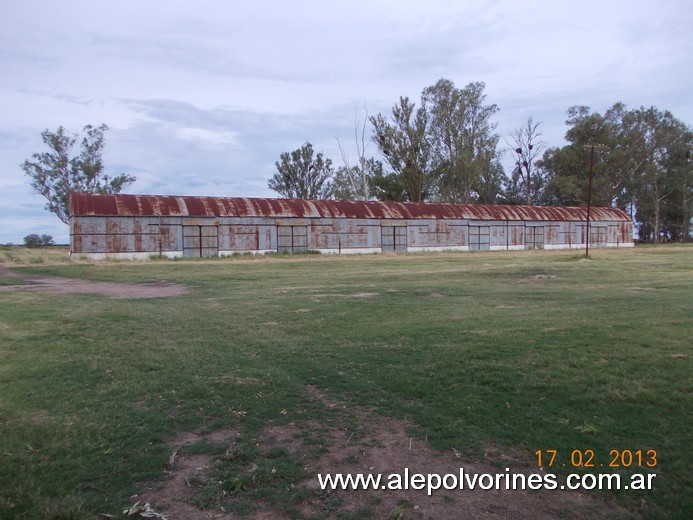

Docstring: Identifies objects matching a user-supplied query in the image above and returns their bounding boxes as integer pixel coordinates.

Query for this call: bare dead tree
[336,102,371,200]
[507,117,545,205]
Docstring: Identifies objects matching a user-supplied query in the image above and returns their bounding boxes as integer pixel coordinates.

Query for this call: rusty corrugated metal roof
[69,193,631,222]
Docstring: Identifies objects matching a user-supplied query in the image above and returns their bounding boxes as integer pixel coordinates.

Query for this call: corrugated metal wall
[69,194,634,259]
[71,214,634,258]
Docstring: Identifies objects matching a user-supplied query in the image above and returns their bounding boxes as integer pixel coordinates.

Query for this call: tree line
[268,78,692,243]
[21,80,691,243]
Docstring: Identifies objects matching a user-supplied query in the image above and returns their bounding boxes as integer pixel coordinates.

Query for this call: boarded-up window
[469,225,490,251]
[277,225,308,253]
[183,225,218,257]
[526,226,544,250]
[382,226,407,252]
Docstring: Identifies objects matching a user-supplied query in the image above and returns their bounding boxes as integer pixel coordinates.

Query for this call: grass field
[0,245,691,519]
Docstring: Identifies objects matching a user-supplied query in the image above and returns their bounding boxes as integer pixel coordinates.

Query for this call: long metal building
[69,193,633,259]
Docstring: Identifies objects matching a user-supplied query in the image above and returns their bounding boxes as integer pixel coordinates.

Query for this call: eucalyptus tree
[369,164,408,201]
[623,107,692,242]
[369,96,431,202]
[422,79,501,203]
[474,161,506,204]
[21,124,135,224]
[268,142,333,199]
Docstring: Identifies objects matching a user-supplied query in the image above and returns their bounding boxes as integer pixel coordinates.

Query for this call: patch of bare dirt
[132,386,628,520]
[133,429,240,520]
[350,292,379,299]
[0,268,188,299]
[295,387,623,519]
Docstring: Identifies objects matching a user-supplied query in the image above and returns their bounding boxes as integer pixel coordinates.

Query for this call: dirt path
[0,268,188,299]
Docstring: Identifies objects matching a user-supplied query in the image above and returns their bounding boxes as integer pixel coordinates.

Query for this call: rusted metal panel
[311,221,339,250]
[73,217,106,235]
[221,224,259,251]
[338,219,377,249]
[71,233,83,253]
[577,223,587,245]
[159,225,179,252]
[409,219,450,248]
[509,224,524,246]
[565,222,575,245]
[553,222,573,247]
[607,224,625,245]
[544,224,560,245]
[312,230,337,250]
[69,193,632,223]
[449,224,466,247]
[490,224,503,247]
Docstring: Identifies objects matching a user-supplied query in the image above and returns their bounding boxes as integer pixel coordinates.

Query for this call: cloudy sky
[1,0,691,244]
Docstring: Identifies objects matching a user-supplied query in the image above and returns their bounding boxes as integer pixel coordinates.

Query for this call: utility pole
[684,150,691,242]
[584,143,606,256]
[586,144,596,256]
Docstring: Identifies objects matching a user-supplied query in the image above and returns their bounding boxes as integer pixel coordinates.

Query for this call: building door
[183,225,219,257]
[526,226,544,249]
[469,225,490,251]
[381,226,407,252]
[277,225,308,253]
[590,226,606,246]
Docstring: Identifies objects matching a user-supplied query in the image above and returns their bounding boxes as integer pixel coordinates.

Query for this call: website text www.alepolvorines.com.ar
[317,467,657,496]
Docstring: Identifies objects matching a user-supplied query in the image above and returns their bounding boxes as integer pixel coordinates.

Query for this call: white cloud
[176,128,239,149]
